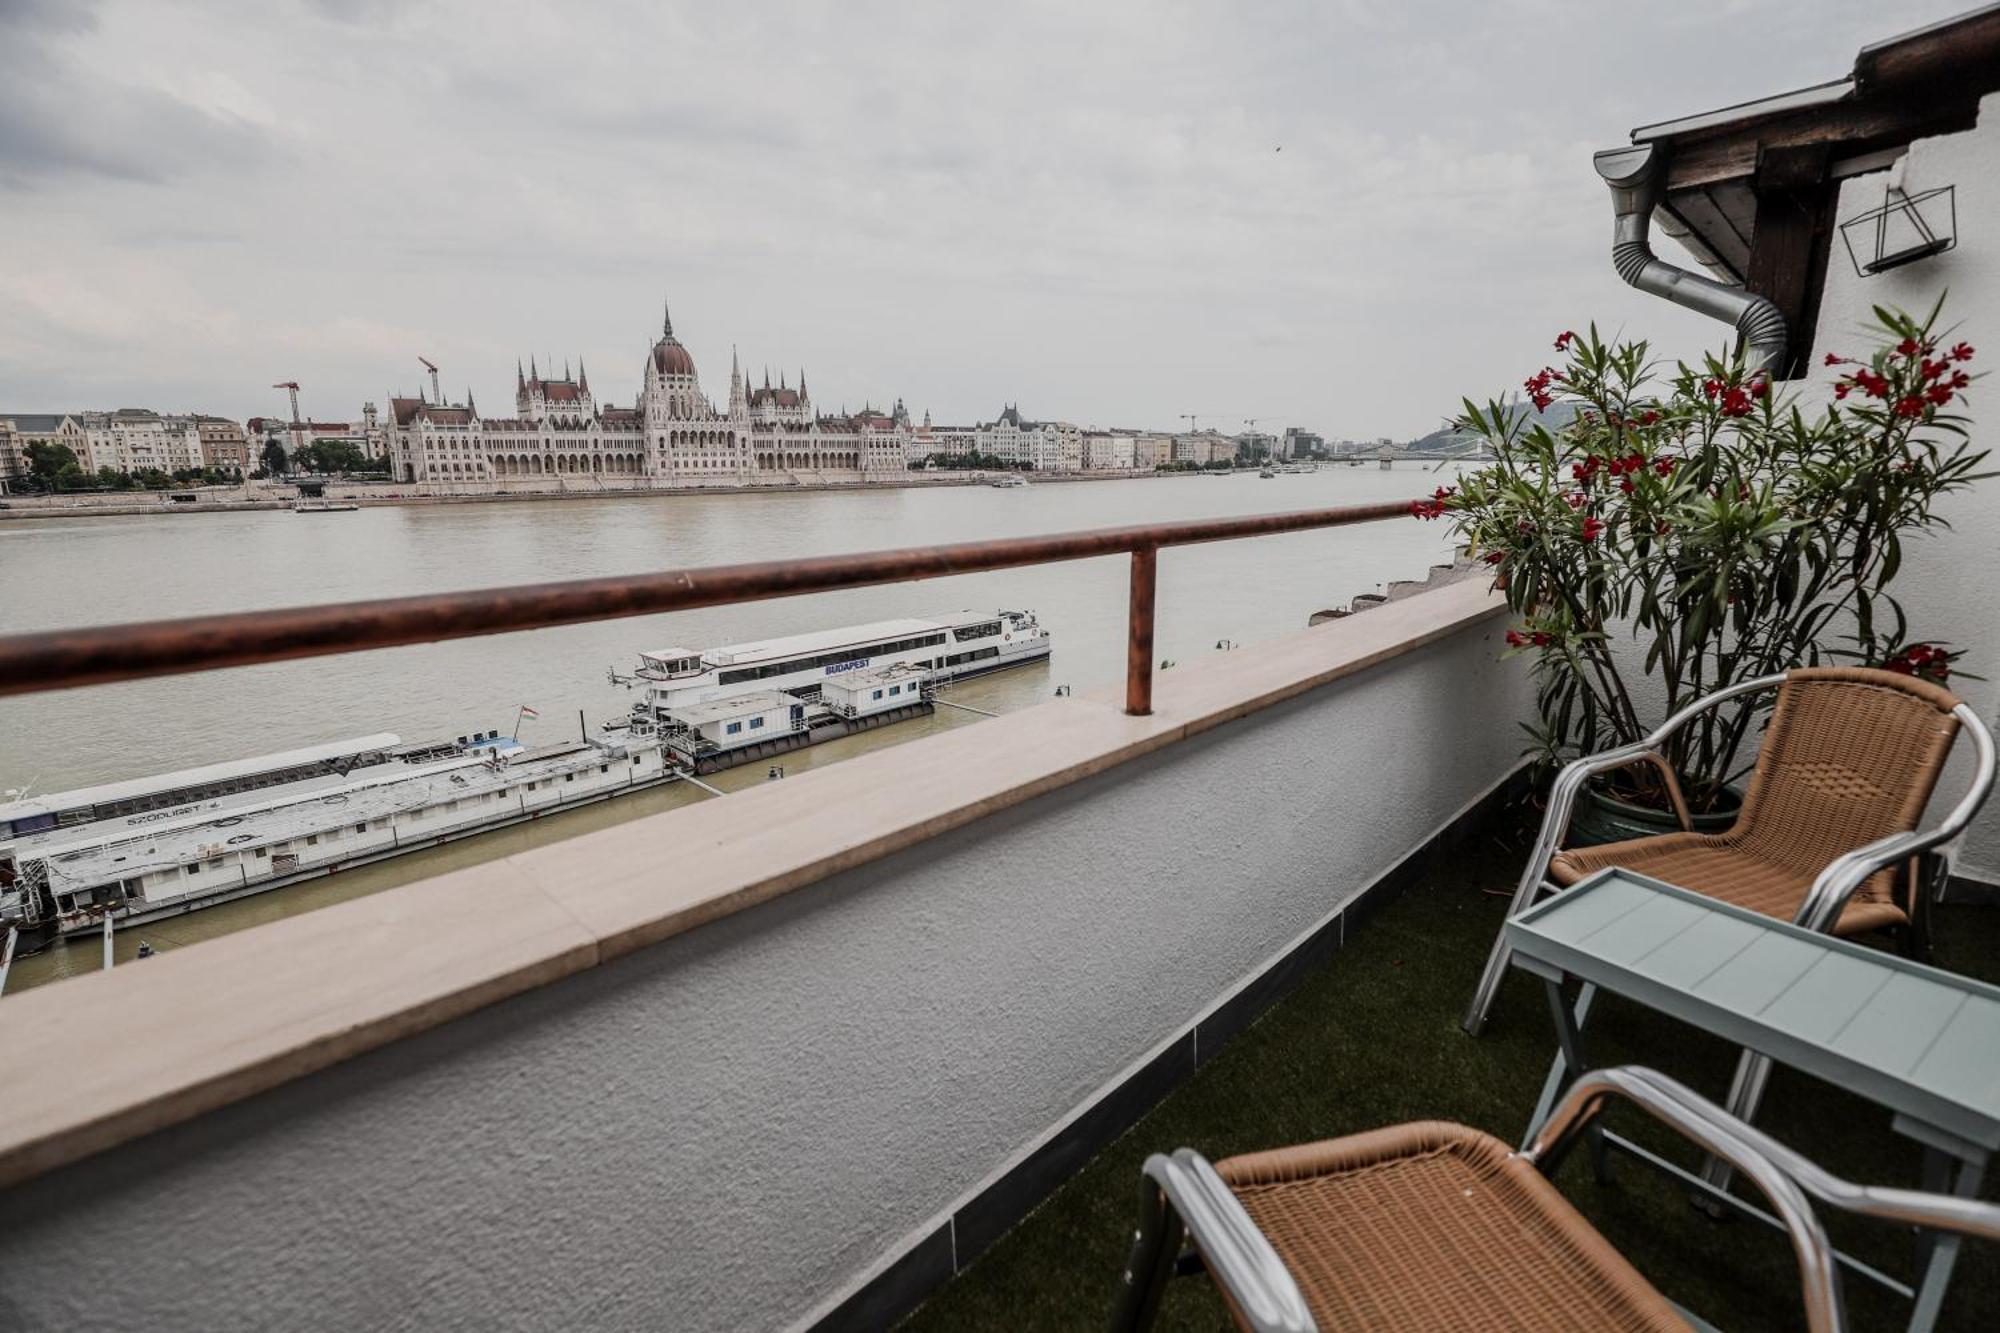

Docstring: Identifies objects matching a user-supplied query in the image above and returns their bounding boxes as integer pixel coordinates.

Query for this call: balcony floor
[902,812,2000,1331]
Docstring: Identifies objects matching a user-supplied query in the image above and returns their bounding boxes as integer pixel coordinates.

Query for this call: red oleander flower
[1834,382,1851,400]
[1702,378,1722,400]
[1921,358,1949,382]
[1555,331,1576,351]
[1749,377,1769,399]
[1951,342,1976,362]
[1580,516,1604,543]
[1565,490,1589,510]
[1848,368,1892,399]
[1482,550,1504,564]
[1720,386,1754,417]
[1951,369,1971,389]
[1530,631,1551,647]
[1619,477,1635,494]
[1894,395,1925,419]
[1884,642,1952,682]
[1638,409,1660,426]
[1505,629,1527,647]
[1524,366,1559,411]
[1653,456,1676,476]
[1926,384,1954,406]
[1824,352,1847,366]
[1897,337,1921,358]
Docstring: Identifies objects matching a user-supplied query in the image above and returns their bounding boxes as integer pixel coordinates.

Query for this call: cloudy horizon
[0,0,1962,438]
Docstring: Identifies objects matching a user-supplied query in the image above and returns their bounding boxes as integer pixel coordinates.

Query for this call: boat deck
[27,740,614,898]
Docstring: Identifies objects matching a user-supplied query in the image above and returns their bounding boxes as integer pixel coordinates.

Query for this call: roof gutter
[1593,143,1787,374]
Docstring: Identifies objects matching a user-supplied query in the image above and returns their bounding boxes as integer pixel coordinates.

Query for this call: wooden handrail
[0,501,1416,715]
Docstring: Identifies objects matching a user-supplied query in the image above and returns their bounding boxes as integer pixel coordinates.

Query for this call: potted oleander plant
[1417,300,1984,843]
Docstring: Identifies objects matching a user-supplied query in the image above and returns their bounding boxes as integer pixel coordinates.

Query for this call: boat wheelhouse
[634,608,1049,715]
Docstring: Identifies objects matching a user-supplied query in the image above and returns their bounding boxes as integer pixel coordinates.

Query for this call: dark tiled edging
[1946,871,2000,906]
[809,765,1531,1332]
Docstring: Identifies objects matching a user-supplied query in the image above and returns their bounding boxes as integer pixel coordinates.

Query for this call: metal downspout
[1594,143,1788,374]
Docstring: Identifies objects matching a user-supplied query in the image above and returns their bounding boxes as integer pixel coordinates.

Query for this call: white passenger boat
[0,727,677,944]
[0,609,1052,952]
[632,609,1050,714]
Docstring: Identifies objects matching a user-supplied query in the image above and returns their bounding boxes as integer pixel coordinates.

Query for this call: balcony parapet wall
[0,578,1529,1332]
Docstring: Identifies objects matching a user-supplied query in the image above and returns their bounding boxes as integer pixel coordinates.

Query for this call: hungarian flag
[519,705,539,718]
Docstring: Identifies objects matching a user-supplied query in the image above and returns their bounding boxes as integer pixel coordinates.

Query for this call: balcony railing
[0,500,1416,716]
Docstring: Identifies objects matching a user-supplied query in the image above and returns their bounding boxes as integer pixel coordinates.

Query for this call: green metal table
[1506,868,2000,1333]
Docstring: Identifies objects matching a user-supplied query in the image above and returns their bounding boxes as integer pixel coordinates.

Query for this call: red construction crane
[272,382,301,425]
[417,356,441,403]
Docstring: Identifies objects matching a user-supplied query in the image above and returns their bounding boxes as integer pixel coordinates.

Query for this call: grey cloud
[0,15,279,188]
[0,0,1965,437]
[0,0,99,34]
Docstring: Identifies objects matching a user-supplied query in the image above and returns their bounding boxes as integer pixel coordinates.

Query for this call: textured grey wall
[0,619,1528,1333]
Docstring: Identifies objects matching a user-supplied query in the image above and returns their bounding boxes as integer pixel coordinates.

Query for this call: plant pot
[1565,778,1742,849]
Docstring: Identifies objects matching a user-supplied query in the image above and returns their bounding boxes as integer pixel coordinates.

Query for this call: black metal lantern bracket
[1839,173,1957,277]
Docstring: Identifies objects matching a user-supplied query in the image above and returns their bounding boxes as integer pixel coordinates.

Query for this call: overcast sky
[0,0,1964,438]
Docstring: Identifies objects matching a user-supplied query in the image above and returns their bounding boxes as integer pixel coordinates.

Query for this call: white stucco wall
[1807,92,2000,879]
[0,614,1530,1332]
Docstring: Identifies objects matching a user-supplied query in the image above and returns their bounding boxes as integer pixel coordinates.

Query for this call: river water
[0,465,1460,989]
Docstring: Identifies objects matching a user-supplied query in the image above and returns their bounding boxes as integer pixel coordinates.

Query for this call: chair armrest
[1139,1150,1316,1333]
[1640,674,1787,750]
[1618,1069,2000,1243]
[1545,675,1786,843]
[1522,1066,1846,1333]
[1797,702,1998,932]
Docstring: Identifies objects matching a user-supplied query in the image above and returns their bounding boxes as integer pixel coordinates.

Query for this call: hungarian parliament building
[388,304,917,487]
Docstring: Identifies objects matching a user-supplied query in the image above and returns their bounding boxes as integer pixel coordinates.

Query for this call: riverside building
[388,303,915,488]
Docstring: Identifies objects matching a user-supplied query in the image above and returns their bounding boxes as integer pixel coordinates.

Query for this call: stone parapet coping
[0,579,1506,1188]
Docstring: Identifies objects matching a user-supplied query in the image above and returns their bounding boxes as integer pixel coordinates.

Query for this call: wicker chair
[1463,667,1996,1037]
[1110,1067,2000,1333]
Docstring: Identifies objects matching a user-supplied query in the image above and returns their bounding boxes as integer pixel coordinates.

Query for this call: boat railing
[0,501,1418,719]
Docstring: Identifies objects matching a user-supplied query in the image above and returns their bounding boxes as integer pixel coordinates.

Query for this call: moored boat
[0,727,677,944]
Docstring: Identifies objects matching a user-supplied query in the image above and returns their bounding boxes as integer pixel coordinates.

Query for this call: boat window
[356,824,367,833]
[306,834,319,846]
[871,689,883,700]
[953,621,1001,642]
[726,721,743,735]
[185,864,199,876]
[749,717,764,730]
[256,847,269,858]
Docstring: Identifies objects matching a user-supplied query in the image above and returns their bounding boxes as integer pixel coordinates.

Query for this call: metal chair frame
[1463,673,1996,1038]
[1110,1066,2000,1333]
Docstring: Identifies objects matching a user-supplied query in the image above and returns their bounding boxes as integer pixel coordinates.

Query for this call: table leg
[1907,1152,1986,1333]
[1524,980,1595,1148]
[1700,1048,1777,1194]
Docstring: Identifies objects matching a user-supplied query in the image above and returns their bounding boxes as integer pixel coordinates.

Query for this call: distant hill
[1401,397,1583,453]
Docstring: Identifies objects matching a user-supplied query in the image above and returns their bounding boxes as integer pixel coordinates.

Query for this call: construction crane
[1242,417,1276,465]
[272,382,301,425]
[417,356,442,403]
[1179,413,1203,433]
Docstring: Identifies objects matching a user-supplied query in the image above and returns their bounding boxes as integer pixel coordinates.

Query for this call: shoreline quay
[0,469,1201,522]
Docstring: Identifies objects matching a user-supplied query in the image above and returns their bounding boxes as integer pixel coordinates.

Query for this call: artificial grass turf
[901,814,2000,1331]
